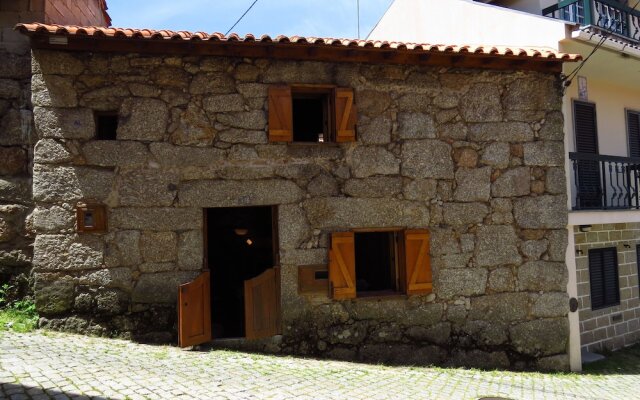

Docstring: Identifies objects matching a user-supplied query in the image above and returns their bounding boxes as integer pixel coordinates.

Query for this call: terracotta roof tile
[15,23,582,63]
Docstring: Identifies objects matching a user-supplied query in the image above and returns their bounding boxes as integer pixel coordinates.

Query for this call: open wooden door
[244,267,281,340]
[178,271,212,347]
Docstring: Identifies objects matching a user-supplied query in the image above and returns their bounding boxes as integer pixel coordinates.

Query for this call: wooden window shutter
[334,88,357,142]
[404,229,432,295]
[588,247,620,310]
[268,85,293,142]
[574,101,598,154]
[329,231,356,299]
[628,110,640,157]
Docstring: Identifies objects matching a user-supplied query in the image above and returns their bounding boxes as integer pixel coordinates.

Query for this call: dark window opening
[589,247,620,310]
[354,231,398,295]
[207,206,275,339]
[292,93,329,143]
[95,112,118,140]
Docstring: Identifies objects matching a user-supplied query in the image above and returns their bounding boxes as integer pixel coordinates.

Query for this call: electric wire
[225,0,260,36]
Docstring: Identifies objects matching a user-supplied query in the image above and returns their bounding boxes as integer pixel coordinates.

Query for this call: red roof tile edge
[15,23,582,63]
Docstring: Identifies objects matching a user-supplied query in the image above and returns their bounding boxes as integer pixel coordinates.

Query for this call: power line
[225,0,260,36]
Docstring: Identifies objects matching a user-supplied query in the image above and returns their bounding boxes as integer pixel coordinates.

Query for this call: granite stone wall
[30,48,570,370]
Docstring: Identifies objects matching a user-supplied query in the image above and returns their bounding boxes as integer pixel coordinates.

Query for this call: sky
[106,0,395,39]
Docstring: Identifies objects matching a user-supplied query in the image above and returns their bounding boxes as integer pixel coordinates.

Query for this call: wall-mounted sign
[578,76,588,101]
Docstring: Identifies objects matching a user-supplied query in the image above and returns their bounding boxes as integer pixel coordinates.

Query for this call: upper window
[328,229,432,299]
[588,247,620,310]
[268,85,357,143]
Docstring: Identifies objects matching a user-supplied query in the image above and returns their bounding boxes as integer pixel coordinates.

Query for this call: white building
[371,0,640,371]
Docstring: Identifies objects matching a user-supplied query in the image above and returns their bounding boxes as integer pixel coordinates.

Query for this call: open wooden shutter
[334,88,357,142]
[245,267,281,340]
[574,101,602,209]
[404,229,432,295]
[178,271,211,347]
[268,85,293,142]
[628,110,640,157]
[329,232,356,299]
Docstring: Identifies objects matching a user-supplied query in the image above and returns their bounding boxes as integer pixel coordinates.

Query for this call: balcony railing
[543,0,640,43]
[570,152,640,210]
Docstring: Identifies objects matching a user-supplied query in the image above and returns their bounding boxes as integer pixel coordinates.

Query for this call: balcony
[570,152,640,210]
[543,0,640,44]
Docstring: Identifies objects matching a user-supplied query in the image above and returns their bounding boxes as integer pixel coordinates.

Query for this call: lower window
[329,229,432,299]
[588,247,620,310]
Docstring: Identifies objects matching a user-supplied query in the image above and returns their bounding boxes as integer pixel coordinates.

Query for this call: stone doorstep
[581,348,606,364]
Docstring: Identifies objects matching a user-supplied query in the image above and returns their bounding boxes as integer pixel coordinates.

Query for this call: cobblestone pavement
[0,331,638,400]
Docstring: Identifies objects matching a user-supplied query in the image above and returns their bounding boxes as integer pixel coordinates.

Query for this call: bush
[0,283,39,333]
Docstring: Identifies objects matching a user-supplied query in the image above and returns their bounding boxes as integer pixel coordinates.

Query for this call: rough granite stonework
[574,223,640,353]
[29,48,570,370]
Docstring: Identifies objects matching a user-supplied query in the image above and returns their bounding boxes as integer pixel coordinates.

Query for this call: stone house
[14,22,581,370]
[0,1,110,297]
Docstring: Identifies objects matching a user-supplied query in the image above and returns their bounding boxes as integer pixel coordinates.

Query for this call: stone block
[33,234,103,271]
[95,289,129,315]
[504,77,559,112]
[216,110,266,130]
[33,139,72,164]
[76,268,133,290]
[82,140,150,167]
[307,173,339,197]
[119,169,179,207]
[437,121,467,140]
[403,179,437,201]
[169,103,216,147]
[118,98,168,141]
[532,292,568,318]
[547,229,568,262]
[518,261,567,291]
[34,277,74,315]
[264,61,333,84]
[31,205,74,233]
[0,109,25,145]
[447,350,510,369]
[203,94,245,113]
[0,177,31,204]
[545,167,566,194]
[442,202,488,225]
[343,177,402,198]
[303,198,429,229]
[358,114,392,144]
[481,142,511,168]
[509,318,568,356]
[514,195,567,229]
[189,72,235,94]
[79,85,129,111]
[0,146,26,175]
[33,50,85,75]
[349,146,399,178]
[149,143,226,167]
[180,179,304,207]
[523,141,564,166]
[33,107,95,139]
[357,90,392,116]
[460,83,503,122]
[31,74,77,107]
[0,51,30,79]
[278,204,311,250]
[436,268,488,299]
[398,113,436,139]
[475,225,521,267]
[236,83,268,98]
[430,227,460,256]
[218,129,267,144]
[492,167,531,197]
[468,122,534,142]
[454,167,491,202]
[488,267,515,292]
[33,165,115,202]
[110,208,202,231]
[406,322,451,345]
[154,67,190,89]
[539,111,564,140]
[132,271,200,303]
[537,354,570,371]
[140,231,177,263]
[113,230,142,267]
[459,320,508,346]
[0,79,21,98]
[178,230,204,270]
[401,140,453,179]
[469,293,529,322]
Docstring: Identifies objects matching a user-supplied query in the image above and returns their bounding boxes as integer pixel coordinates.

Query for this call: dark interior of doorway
[207,206,274,339]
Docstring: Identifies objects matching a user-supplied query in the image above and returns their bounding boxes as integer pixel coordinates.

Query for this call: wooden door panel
[178,271,212,347]
[245,267,280,340]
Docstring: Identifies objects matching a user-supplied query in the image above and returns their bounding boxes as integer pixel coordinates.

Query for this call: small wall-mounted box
[298,265,329,294]
[76,203,107,233]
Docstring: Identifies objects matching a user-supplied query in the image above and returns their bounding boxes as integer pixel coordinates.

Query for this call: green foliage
[583,344,640,375]
[0,283,38,333]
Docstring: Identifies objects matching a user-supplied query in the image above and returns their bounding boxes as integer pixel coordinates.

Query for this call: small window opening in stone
[95,112,118,140]
[355,231,399,296]
[292,93,330,143]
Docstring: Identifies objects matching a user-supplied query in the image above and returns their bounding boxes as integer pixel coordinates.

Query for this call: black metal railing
[543,0,640,43]
[570,152,640,210]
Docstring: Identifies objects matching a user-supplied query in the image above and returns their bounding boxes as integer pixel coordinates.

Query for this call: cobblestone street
[0,330,637,400]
